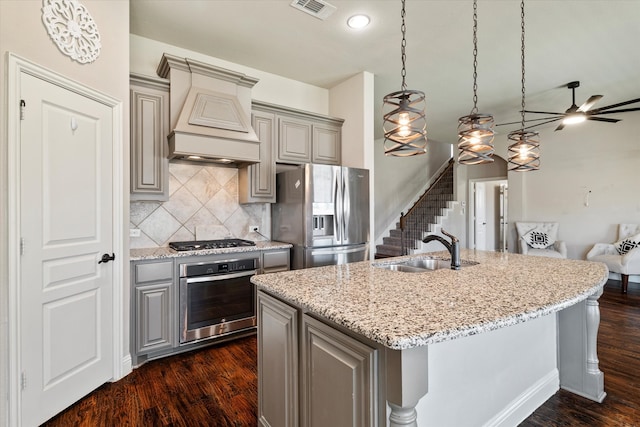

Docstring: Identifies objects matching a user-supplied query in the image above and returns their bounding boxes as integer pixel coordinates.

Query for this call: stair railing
[399,158,455,255]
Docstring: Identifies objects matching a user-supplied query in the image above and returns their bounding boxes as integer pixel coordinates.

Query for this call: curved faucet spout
[422,229,461,270]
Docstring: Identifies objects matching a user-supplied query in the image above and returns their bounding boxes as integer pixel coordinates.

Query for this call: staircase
[375,159,455,258]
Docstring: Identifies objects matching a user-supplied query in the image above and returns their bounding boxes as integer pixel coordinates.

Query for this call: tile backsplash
[130,162,269,248]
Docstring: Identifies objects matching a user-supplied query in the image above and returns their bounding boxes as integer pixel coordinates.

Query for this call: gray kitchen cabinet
[268,103,343,166]
[239,107,277,203]
[130,73,170,201]
[312,123,341,165]
[301,314,378,427]
[277,116,313,164]
[261,248,290,274]
[258,291,299,427]
[131,259,175,360]
[257,290,378,427]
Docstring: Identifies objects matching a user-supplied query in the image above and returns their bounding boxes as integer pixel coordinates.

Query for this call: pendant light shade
[507,130,540,171]
[508,0,540,171]
[458,113,495,164]
[383,89,427,156]
[457,0,494,165]
[383,0,427,156]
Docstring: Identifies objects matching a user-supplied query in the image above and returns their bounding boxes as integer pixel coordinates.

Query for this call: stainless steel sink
[374,257,477,273]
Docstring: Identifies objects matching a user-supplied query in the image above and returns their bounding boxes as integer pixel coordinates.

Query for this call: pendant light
[383,0,427,156]
[507,0,540,171]
[457,0,495,165]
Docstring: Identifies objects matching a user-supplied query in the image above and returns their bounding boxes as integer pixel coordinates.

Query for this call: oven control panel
[180,258,258,278]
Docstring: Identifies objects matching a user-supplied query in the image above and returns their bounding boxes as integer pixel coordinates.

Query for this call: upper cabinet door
[277,116,312,164]
[130,74,170,201]
[239,109,277,203]
[312,124,341,165]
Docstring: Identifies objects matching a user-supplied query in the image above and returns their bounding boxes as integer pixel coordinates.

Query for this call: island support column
[557,287,606,402]
[385,346,429,427]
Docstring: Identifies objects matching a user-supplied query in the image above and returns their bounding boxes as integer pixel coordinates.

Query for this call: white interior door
[19,72,114,426]
[474,182,487,250]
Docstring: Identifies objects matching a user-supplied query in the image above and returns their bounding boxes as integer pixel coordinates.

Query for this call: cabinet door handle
[99,253,116,264]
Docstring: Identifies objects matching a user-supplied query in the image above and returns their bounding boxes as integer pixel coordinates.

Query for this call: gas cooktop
[169,239,256,252]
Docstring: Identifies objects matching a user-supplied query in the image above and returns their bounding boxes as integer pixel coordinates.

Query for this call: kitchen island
[251,249,609,427]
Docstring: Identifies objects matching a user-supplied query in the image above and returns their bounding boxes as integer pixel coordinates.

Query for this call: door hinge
[20,99,26,120]
[20,238,25,255]
[21,371,27,390]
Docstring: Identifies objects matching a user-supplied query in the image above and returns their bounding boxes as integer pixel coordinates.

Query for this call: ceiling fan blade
[496,117,560,126]
[590,97,640,113]
[578,95,603,112]
[587,117,620,123]
[522,110,564,116]
[592,107,640,114]
[522,117,562,130]
[555,123,565,131]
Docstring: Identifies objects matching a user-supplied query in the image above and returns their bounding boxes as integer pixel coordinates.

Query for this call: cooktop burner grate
[169,239,256,252]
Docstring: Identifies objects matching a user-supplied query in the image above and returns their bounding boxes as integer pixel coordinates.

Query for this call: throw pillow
[614,232,640,255]
[523,230,555,249]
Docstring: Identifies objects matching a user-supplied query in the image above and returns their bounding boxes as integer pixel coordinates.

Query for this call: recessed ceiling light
[347,14,370,29]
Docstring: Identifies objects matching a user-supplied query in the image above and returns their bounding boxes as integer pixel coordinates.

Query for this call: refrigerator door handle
[333,170,342,242]
[342,174,350,243]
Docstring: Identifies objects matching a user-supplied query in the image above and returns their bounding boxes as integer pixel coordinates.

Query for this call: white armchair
[515,222,567,259]
[586,224,640,293]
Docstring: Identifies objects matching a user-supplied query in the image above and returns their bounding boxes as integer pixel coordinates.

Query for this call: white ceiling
[130,0,640,145]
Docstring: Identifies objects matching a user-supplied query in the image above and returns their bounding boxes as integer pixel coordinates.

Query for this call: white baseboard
[483,369,559,427]
[117,354,133,381]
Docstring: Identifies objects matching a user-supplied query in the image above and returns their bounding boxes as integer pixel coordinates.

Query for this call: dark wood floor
[41,280,639,427]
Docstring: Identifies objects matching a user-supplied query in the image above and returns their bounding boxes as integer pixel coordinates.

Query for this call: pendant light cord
[400,0,407,91]
[471,0,479,114]
[519,0,526,129]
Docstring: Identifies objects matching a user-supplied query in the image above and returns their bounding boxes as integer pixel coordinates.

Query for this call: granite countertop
[130,240,292,261]
[251,249,609,350]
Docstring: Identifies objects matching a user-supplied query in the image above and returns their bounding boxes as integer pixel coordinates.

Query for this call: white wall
[1,1,130,425]
[495,114,640,262]
[130,34,329,115]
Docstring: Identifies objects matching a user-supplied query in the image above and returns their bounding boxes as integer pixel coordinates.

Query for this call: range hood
[157,53,260,165]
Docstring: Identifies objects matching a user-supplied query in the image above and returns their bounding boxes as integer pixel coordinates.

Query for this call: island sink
[373,256,478,272]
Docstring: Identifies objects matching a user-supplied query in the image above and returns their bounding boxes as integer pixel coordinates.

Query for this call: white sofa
[515,222,567,259]
[586,224,640,293]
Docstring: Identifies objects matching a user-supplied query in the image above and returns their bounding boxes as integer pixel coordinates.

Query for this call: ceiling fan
[499,81,640,131]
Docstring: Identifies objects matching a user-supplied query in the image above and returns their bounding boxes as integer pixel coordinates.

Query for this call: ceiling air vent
[290,0,337,20]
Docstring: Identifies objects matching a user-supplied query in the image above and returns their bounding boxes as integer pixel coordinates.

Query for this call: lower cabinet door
[135,282,173,354]
[302,315,378,427]
[258,291,299,427]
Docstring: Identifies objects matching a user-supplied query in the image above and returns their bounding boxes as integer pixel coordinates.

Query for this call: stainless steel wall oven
[178,255,258,345]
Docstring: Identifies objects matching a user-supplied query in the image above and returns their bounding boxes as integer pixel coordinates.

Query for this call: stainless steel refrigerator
[271,164,370,270]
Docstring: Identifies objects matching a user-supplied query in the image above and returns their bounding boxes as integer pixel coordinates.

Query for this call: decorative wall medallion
[42,0,101,64]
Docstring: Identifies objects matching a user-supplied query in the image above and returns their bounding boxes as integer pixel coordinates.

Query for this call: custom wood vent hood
[157,53,260,165]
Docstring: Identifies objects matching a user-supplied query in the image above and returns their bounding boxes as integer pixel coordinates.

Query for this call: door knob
[98,253,115,264]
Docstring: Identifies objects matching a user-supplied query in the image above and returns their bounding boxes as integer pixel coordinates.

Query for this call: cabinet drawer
[135,261,173,283]
[263,250,290,273]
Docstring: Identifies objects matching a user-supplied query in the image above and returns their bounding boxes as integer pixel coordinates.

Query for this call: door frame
[5,53,126,426]
[467,177,507,250]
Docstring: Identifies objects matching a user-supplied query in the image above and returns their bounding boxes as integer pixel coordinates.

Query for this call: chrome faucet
[422,229,461,270]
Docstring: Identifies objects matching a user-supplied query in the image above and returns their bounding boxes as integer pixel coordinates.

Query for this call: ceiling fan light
[507,130,540,171]
[383,90,427,156]
[458,113,495,164]
[563,112,587,125]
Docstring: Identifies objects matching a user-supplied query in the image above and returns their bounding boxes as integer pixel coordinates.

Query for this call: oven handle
[184,269,257,284]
